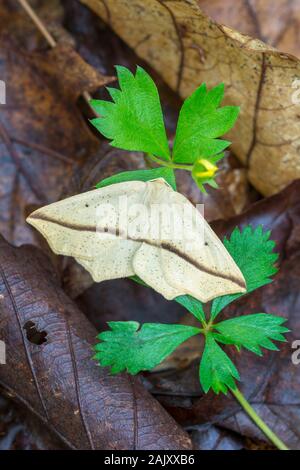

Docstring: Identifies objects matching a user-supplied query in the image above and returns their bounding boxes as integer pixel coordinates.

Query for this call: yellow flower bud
[194,158,218,179]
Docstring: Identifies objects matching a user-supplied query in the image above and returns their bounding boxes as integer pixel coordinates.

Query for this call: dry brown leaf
[1,0,73,50]
[81,0,300,196]
[0,236,192,450]
[0,10,112,247]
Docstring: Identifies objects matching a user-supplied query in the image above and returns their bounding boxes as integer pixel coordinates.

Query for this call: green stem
[231,387,289,450]
[147,154,193,171]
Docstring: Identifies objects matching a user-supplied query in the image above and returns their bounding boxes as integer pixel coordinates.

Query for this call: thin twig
[17,0,56,47]
[17,0,96,115]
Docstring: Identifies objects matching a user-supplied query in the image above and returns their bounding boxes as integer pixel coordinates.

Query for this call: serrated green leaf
[96,167,176,190]
[199,333,239,394]
[94,321,201,374]
[172,83,239,164]
[175,295,206,323]
[211,225,278,320]
[213,313,289,356]
[90,66,170,161]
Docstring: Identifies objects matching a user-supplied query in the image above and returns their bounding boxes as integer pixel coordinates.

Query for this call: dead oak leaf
[0,235,192,450]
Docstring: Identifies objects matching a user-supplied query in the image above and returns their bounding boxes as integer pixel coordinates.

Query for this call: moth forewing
[27,181,146,280]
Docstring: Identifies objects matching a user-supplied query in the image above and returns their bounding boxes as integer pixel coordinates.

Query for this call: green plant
[91,65,239,193]
[90,66,289,450]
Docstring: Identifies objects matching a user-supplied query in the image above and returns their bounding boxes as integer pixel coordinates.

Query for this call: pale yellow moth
[27,178,246,302]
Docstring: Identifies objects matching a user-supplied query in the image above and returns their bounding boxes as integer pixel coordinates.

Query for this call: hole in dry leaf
[23,321,47,345]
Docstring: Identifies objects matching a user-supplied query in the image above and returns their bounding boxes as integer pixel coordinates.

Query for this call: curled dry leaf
[81,0,300,196]
[148,181,300,449]
[0,3,112,248]
[0,236,191,450]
